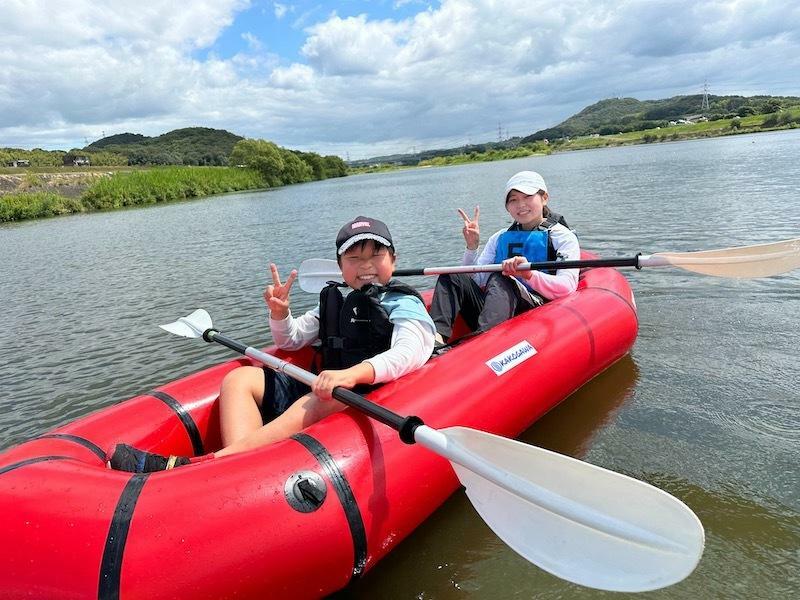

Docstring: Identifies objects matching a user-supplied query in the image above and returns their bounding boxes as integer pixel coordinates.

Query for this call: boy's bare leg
[218,366,267,448]
[215,393,346,457]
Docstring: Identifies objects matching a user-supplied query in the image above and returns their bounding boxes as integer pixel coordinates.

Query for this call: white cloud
[1,0,798,158]
[241,32,263,51]
[274,3,290,20]
[393,0,428,9]
[301,14,409,75]
[270,64,315,89]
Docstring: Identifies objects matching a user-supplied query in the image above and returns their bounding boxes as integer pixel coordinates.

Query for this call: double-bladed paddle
[298,237,800,293]
[161,309,704,592]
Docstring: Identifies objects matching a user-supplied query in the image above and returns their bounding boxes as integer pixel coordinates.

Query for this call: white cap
[504,171,547,203]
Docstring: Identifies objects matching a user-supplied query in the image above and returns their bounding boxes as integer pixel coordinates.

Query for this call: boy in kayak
[109,216,436,472]
[429,170,580,343]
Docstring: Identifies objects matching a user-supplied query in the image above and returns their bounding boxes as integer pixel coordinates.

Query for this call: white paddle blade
[648,237,800,278]
[298,258,343,293]
[442,427,704,592]
[159,309,213,338]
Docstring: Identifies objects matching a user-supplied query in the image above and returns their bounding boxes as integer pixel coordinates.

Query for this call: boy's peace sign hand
[458,206,480,251]
[264,263,297,320]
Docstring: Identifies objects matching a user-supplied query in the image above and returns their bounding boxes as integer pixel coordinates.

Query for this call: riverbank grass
[1,166,266,222]
[80,166,265,209]
[0,191,83,222]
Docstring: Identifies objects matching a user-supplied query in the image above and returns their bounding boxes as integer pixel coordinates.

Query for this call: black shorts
[260,368,311,423]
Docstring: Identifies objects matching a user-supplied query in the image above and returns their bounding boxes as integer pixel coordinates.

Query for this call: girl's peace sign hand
[458,206,480,251]
[263,263,297,320]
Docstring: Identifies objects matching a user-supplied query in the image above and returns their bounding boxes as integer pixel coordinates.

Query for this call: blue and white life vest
[493,212,569,272]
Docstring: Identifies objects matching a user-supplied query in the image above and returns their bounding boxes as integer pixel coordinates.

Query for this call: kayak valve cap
[285,471,327,512]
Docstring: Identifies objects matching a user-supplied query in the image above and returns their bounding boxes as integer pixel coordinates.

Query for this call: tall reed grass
[80,167,266,210]
[1,167,267,222]
[0,192,83,222]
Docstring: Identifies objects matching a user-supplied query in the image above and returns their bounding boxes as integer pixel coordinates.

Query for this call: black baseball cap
[336,216,394,255]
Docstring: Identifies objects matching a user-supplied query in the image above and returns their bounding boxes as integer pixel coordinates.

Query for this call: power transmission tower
[498,122,502,142]
[701,82,710,112]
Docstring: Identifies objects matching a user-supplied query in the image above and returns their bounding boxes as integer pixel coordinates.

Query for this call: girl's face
[339,240,396,289]
[506,189,548,228]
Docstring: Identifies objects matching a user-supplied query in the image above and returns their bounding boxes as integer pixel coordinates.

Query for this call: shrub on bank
[0,192,83,222]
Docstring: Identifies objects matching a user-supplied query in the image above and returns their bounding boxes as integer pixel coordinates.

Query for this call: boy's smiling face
[339,240,396,289]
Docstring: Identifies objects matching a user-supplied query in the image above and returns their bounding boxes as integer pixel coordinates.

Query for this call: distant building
[63,155,91,166]
[10,159,31,167]
[683,114,708,123]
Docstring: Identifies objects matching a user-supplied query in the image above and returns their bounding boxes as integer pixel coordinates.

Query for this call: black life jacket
[317,279,424,370]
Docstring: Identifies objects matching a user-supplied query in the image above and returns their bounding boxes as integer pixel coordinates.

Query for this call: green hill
[522,94,800,141]
[87,133,147,148]
[85,127,243,166]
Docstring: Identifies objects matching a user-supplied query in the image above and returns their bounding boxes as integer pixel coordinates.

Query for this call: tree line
[2,133,348,183]
[229,139,347,184]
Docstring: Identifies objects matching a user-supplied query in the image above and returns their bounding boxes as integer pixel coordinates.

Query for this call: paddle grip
[393,268,425,276]
[332,387,423,444]
[203,329,248,354]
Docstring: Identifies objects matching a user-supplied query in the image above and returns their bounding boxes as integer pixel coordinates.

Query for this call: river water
[1,130,798,598]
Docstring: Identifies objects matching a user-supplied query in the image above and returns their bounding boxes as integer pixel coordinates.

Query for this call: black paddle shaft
[202,329,424,444]
[393,256,641,277]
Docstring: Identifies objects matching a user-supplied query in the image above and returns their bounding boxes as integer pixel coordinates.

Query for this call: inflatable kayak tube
[0,263,637,599]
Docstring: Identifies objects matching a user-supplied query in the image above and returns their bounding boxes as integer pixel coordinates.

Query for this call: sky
[1,0,799,160]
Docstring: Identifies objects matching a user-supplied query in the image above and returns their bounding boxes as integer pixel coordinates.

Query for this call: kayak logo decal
[486,341,537,376]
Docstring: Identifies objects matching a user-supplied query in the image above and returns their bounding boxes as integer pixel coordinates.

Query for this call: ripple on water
[707,399,800,447]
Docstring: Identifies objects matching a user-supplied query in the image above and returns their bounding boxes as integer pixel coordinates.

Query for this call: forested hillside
[522,94,800,141]
[85,127,243,166]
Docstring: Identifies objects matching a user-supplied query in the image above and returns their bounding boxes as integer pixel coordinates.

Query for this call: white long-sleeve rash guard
[269,305,435,384]
[462,222,580,300]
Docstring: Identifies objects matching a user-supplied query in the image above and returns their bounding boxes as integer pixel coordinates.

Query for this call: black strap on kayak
[291,433,368,579]
[98,473,150,600]
[0,455,73,476]
[149,391,205,456]
[38,433,106,462]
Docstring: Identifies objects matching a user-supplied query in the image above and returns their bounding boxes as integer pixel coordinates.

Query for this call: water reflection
[343,356,641,599]
[519,354,639,458]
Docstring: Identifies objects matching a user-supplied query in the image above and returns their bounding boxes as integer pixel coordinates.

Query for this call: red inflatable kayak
[0,264,637,599]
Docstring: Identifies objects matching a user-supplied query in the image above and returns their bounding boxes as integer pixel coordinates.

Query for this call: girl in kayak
[429,170,580,343]
[109,216,436,472]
